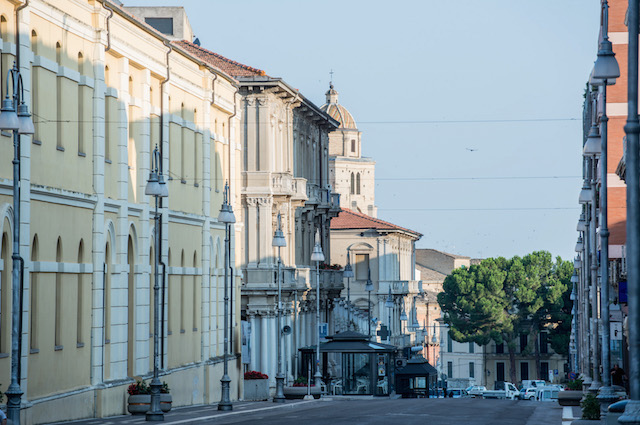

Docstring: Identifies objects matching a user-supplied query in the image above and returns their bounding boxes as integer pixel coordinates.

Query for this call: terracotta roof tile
[330,208,422,237]
[174,40,267,78]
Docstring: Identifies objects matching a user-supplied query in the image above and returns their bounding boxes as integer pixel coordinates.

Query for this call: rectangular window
[540,362,549,380]
[469,342,474,353]
[351,139,356,152]
[447,361,453,378]
[355,254,370,280]
[520,334,528,353]
[540,332,548,354]
[469,362,475,378]
[447,332,453,353]
[496,342,504,354]
[520,362,529,381]
[496,362,505,382]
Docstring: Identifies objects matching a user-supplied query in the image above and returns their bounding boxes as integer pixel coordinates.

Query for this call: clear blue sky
[126,0,600,262]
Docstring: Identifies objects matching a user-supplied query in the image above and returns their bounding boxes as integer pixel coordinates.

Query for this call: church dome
[320,84,357,129]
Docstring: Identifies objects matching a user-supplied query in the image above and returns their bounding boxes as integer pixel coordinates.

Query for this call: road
[194,398,562,425]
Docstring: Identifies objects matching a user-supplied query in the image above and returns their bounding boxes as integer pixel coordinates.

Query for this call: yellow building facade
[0,1,243,423]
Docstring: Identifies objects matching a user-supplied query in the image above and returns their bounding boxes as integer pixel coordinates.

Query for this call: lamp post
[144,146,169,421]
[218,182,235,411]
[272,213,286,403]
[365,269,374,339]
[591,0,620,408]
[310,229,324,388]
[0,61,35,425]
[385,287,393,344]
[620,0,640,422]
[343,250,354,329]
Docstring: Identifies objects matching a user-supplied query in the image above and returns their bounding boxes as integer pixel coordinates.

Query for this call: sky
[125,0,601,262]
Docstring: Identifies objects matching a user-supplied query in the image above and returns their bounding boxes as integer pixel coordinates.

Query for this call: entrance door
[496,362,505,382]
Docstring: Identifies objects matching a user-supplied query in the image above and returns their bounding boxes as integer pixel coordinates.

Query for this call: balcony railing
[320,269,344,291]
[378,280,419,296]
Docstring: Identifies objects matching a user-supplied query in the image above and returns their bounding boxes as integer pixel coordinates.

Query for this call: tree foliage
[437,251,572,382]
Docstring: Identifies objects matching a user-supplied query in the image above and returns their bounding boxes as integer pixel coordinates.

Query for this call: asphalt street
[184,398,562,425]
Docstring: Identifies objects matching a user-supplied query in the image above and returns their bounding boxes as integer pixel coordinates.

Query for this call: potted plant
[283,376,321,399]
[571,393,601,424]
[160,381,172,413]
[243,371,269,401]
[559,378,583,406]
[127,380,150,415]
[127,380,172,414]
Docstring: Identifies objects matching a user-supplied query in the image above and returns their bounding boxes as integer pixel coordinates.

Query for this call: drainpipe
[159,40,171,368]
[101,0,114,52]
[15,0,28,69]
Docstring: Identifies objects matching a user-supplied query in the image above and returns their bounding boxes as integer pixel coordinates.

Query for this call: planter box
[127,394,172,415]
[128,394,150,415]
[283,386,321,400]
[244,379,269,401]
[559,391,583,406]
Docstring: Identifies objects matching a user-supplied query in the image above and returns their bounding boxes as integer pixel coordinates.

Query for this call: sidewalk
[53,399,318,425]
[561,405,581,425]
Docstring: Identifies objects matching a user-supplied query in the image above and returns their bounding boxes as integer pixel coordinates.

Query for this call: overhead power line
[358,118,580,125]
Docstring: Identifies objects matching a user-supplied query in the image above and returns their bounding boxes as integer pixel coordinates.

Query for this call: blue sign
[319,323,328,339]
[554,369,559,375]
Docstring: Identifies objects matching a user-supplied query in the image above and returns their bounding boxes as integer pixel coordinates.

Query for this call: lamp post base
[314,371,322,390]
[274,373,286,403]
[6,384,23,425]
[619,399,640,424]
[218,374,233,411]
[597,385,618,415]
[588,379,601,394]
[146,380,164,422]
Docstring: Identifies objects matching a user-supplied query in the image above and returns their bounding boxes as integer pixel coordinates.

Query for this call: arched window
[127,235,135,377]
[356,173,361,195]
[55,237,63,349]
[56,42,63,150]
[180,249,185,333]
[1,224,11,353]
[350,172,355,195]
[30,29,38,55]
[193,251,197,332]
[30,235,39,351]
[78,53,85,156]
[77,240,84,346]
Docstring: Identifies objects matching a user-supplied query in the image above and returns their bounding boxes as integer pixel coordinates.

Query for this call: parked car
[483,382,519,400]
[465,385,487,397]
[520,387,537,400]
[535,385,560,401]
[448,389,469,398]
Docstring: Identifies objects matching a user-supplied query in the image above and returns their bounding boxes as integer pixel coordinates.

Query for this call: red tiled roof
[174,40,267,78]
[330,208,422,237]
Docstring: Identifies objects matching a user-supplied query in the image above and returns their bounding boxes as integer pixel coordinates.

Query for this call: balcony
[292,178,308,202]
[271,172,293,196]
[320,269,344,292]
[378,280,418,296]
[306,183,320,205]
[329,192,341,216]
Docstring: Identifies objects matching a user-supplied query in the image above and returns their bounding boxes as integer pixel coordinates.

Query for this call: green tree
[438,251,571,384]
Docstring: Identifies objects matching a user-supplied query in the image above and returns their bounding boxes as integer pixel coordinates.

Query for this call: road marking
[167,400,317,424]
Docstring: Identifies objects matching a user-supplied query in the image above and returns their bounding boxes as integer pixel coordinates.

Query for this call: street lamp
[310,229,324,388]
[343,250,354,329]
[592,0,620,409]
[272,213,286,403]
[365,269,374,339]
[0,61,35,425]
[385,287,393,344]
[145,146,169,421]
[218,182,235,411]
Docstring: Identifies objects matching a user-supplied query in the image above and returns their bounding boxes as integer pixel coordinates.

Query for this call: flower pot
[244,379,269,401]
[127,394,151,415]
[558,391,583,406]
[160,393,172,413]
[283,386,321,400]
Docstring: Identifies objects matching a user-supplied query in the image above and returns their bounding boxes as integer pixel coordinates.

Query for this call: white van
[535,385,559,401]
